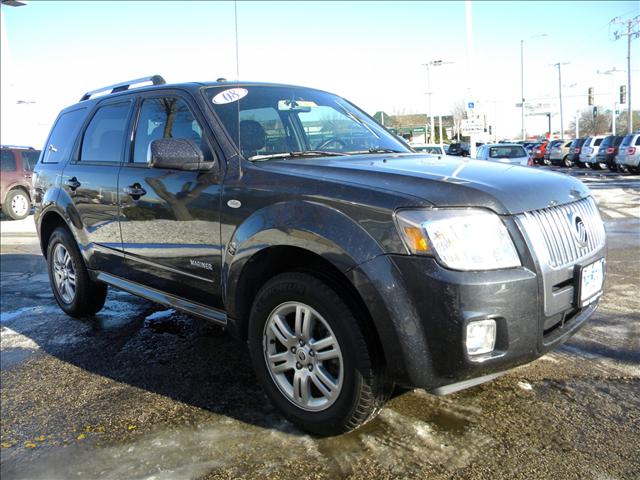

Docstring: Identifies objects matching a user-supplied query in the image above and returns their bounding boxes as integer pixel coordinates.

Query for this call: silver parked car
[614,133,640,173]
[475,143,532,166]
[549,139,573,166]
[580,135,606,168]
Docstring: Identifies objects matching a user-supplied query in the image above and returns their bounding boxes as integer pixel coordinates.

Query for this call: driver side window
[133,97,213,163]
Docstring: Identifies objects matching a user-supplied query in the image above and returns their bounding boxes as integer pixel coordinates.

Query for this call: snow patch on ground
[0,326,40,350]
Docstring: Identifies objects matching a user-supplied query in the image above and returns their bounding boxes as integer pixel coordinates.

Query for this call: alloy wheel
[52,243,76,304]
[263,301,344,412]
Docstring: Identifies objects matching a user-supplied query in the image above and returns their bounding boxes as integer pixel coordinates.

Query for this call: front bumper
[387,252,602,390]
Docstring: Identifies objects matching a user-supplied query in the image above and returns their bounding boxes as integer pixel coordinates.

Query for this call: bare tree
[452,100,466,141]
[568,108,612,136]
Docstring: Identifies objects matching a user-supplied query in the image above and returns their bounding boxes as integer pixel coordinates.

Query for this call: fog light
[466,319,496,356]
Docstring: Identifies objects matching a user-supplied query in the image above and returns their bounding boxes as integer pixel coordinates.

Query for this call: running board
[95,272,227,325]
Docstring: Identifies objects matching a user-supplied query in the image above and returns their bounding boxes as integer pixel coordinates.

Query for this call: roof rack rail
[1,145,35,150]
[80,75,166,102]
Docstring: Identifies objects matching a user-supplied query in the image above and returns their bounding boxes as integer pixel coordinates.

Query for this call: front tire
[2,189,30,220]
[562,155,573,168]
[248,272,390,435]
[46,227,107,317]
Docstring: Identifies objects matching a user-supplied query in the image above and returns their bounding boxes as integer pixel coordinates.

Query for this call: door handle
[64,177,81,190]
[124,184,147,198]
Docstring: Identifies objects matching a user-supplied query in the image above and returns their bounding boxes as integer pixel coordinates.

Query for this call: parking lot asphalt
[1,166,639,480]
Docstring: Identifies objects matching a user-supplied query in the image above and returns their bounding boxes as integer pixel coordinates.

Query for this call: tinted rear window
[593,138,603,146]
[488,146,526,158]
[1,150,16,171]
[600,136,614,147]
[636,136,640,146]
[620,135,633,147]
[21,150,41,171]
[43,108,87,163]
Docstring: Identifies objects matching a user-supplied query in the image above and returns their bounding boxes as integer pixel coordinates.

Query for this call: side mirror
[148,138,212,171]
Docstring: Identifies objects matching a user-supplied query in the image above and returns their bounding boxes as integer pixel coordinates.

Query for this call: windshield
[204,85,410,160]
[488,146,526,158]
[601,136,613,147]
[620,135,632,147]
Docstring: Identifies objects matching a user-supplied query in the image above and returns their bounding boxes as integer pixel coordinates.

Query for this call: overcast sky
[1,0,638,146]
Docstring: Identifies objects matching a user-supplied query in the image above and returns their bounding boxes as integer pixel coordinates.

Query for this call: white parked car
[475,144,532,167]
[411,143,445,155]
[614,132,640,173]
[580,135,606,167]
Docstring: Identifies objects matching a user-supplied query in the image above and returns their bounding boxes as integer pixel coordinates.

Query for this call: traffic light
[593,106,598,117]
[488,125,492,135]
[620,85,627,104]
[588,87,594,106]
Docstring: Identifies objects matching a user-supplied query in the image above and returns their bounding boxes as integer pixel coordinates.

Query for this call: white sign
[212,88,248,105]
[461,119,484,135]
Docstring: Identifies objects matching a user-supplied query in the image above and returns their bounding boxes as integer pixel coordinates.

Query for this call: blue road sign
[468,102,475,109]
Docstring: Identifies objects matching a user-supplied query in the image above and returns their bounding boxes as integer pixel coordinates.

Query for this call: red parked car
[1,145,40,220]
[532,141,549,165]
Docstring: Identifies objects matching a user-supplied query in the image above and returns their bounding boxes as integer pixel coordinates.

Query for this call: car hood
[259,154,591,215]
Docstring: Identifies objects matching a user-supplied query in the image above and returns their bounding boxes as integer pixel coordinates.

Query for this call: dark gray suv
[33,76,607,435]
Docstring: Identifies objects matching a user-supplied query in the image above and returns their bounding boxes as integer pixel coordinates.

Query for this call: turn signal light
[403,226,429,252]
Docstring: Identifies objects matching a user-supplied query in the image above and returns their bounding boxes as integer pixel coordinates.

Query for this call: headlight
[395,209,521,270]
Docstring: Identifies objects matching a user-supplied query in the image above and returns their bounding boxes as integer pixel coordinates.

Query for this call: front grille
[520,197,606,269]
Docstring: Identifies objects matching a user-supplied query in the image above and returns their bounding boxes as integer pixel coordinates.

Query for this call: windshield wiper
[348,148,404,155]
[248,150,350,161]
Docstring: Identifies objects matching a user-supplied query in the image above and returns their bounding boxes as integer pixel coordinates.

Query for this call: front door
[61,99,133,272]
[117,93,223,308]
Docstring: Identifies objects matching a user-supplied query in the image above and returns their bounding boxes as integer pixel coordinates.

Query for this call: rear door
[61,98,134,272]
[1,149,19,201]
[117,91,223,308]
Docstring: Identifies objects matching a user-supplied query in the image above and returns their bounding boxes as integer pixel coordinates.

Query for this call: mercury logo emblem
[569,212,588,247]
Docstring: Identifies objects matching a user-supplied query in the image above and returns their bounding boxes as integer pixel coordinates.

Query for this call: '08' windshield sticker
[212,88,248,105]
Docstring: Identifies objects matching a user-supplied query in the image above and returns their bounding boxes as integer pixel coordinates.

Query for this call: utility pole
[611,15,639,133]
[551,62,569,138]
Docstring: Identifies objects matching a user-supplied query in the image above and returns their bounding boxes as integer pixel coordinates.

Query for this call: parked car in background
[475,144,532,166]
[442,143,450,153]
[1,145,40,220]
[566,137,587,168]
[595,135,625,171]
[447,142,470,156]
[543,139,563,165]
[614,132,640,173]
[532,140,549,165]
[549,139,573,167]
[411,144,445,155]
[579,136,605,168]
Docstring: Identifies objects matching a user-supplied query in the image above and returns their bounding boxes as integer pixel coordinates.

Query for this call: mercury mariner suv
[33,76,607,435]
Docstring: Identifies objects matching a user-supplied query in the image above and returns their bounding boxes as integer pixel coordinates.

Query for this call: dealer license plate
[580,259,604,305]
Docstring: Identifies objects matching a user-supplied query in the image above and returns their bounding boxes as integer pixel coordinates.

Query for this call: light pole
[597,67,623,135]
[521,34,548,140]
[423,60,454,144]
[551,62,569,138]
[611,15,639,133]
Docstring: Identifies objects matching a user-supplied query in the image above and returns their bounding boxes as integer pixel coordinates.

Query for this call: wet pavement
[1,168,639,479]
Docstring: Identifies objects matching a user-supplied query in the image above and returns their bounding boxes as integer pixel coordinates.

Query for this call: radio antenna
[234,0,243,177]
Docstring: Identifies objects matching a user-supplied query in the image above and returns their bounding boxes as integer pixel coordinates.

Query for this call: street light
[596,67,623,135]
[422,60,454,143]
[551,62,569,139]
[521,34,548,140]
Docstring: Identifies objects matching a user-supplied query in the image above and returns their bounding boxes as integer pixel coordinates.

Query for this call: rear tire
[562,155,573,168]
[46,227,107,317]
[2,189,30,220]
[248,272,390,435]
